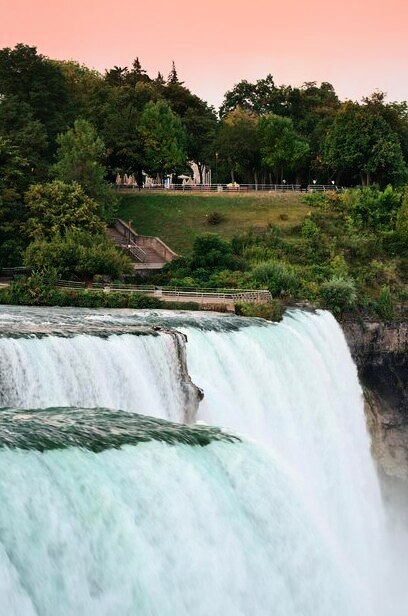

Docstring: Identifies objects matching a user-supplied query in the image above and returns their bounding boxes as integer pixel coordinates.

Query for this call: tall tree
[127,57,151,85]
[52,119,117,220]
[0,44,70,148]
[0,96,48,178]
[258,114,310,182]
[216,108,260,183]
[167,61,180,85]
[139,100,187,175]
[323,102,407,185]
[0,137,29,266]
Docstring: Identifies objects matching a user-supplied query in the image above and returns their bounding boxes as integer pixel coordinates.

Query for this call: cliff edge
[342,320,408,501]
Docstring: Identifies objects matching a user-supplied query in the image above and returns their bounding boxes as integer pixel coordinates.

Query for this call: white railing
[56,282,272,304]
[115,183,339,193]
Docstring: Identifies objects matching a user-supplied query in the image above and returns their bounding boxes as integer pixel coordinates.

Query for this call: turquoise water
[0,307,397,615]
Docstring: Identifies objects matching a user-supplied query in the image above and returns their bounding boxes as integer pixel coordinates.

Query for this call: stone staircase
[107,220,177,270]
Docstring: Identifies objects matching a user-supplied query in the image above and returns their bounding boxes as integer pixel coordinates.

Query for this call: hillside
[118,189,408,319]
[117,192,310,254]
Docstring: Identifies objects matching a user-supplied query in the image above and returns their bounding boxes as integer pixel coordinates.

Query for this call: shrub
[319,275,357,315]
[24,230,133,279]
[343,185,402,231]
[301,217,320,239]
[252,260,301,297]
[235,300,284,322]
[207,211,226,225]
[191,234,234,270]
[374,286,394,320]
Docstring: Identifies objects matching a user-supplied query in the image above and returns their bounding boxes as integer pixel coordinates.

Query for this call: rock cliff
[342,320,408,501]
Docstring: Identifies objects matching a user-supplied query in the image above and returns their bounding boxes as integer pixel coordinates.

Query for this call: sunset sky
[1,0,407,108]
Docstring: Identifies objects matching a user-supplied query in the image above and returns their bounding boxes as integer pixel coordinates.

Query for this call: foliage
[139,100,187,174]
[323,102,407,185]
[374,286,394,320]
[258,114,310,180]
[190,234,235,270]
[1,277,166,309]
[395,190,408,245]
[25,180,104,240]
[235,300,284,322]
[301,217,320,239]
[0,44,71,148]
[207,211,226,225]
[251,260,301,297]
[342,185,402,230]
[24,230,133,279]
[52,119,117,220]
[319,275,357,314]
[216,108,260,183]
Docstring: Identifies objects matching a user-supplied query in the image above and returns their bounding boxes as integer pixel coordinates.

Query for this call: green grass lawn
[117,192,310,254]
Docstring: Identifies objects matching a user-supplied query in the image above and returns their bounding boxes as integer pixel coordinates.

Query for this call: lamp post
[215,152,219,186]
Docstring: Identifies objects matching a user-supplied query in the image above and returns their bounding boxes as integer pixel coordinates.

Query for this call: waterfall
[0,329,200,423]
[0,306,397,614]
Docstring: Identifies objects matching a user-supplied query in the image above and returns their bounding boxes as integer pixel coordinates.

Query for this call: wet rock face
[342,321,408,484]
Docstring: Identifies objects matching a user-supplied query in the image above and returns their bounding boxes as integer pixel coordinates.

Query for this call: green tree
[25,180,104,240]
[323,102,407,185]
[0,44,71,148]
[216,108,260,183]
[0,95,48,178]
[0,137,29,266]
[52,119,117,220]
[24,230,132,279]
[258,114,310,182]
[139,100,187,175]
[163,82,218,182]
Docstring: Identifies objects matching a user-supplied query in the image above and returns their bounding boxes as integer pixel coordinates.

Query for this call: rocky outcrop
[160,328,204,424]
[342,321,408,493]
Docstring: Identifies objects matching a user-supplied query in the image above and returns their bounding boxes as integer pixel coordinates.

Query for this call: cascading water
[0,306,400,615]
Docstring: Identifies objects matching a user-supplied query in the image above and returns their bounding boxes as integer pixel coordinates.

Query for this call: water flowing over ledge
[0,305,401,616]
[0,407,237,452]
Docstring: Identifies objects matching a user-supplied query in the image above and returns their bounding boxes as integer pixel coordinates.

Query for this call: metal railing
[112,219,177,263]
[55,282,272,304]
[115,183,339,193]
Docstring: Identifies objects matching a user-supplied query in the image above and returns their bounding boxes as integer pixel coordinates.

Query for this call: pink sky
[1,0,408,108]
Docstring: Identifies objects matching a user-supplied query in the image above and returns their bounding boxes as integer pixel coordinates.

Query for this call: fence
[115,183,339,193]
[55,281,272,304]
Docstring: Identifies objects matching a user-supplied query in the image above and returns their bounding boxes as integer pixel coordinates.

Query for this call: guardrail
[112,219,177,263]
[55,281,272,304]
[115,184,339,193]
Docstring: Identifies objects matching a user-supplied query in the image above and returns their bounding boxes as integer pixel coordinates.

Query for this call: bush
[301,217,320,239]
[374,286,394,320]
[191,234,235,270]
[319,275,357,315]
[252,260,301,297]
[235,300,284,322]
[343,185,402,231]
[24,230,133,279]
[207,211,226,225]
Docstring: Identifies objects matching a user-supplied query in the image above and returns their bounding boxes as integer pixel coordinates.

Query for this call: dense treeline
[1,43,408,189]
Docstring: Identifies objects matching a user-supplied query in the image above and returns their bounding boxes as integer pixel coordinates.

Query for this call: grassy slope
[117,192,310,254]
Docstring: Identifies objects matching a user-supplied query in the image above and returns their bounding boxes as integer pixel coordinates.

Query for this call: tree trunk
[230,169,235,182]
